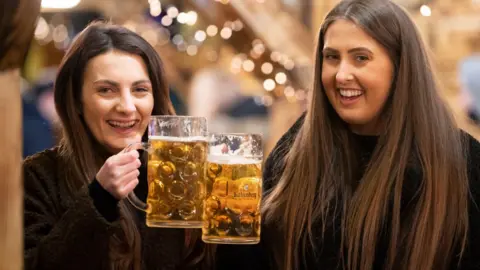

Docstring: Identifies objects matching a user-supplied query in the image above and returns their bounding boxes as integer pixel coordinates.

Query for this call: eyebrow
[93,79,151,87]
[323,47,373,54]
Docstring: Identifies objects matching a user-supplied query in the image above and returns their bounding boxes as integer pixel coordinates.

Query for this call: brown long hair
[263,1,469,269]
[54,22,207,269]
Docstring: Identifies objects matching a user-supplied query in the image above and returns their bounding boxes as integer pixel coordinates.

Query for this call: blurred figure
[22,81,57,158]
[188,68,268,135]
[459,55,480,124]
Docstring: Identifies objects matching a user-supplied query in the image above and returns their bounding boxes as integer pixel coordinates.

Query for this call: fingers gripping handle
[124,142,150,212]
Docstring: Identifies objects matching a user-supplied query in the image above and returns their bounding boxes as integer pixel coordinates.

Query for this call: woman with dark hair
[217,0,480,269]
[23,22,211,270]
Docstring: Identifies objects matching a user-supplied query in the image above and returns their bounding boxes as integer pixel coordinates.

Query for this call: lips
[107,120,139,128]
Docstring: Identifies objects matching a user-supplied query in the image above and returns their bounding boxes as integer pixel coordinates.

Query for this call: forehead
[84,50,150,82]
[323,19,381,51]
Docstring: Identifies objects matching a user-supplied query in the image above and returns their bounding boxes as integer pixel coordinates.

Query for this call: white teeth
[108,120,136,128]
[339,89,363,97]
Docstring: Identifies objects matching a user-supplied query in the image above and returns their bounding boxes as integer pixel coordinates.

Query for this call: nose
[116,90,136,114]
[335,61,354,84]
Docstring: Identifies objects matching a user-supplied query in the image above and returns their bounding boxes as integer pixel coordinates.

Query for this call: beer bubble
[188,180,206,200]
[214,214,232,236]
[178,200,197,220]
[147,200,173,219]
[207,163,222,179]
[158,161,176,183]
[235,213,254,236]
[205,196,221,216]
[148,161,162,183]
[148,179,165,200]
[179,161,198,181]
[169,143,191,163]
[151,141,169,160]
[168,180,187,200]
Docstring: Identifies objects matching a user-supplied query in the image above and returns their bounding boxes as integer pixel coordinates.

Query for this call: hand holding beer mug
[126,116,208,228]
[202,133,263,244]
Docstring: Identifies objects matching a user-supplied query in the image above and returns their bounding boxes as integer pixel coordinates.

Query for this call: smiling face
[321,19,394,135]
[81,50,154,153]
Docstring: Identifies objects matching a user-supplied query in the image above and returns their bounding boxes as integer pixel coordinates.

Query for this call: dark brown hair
[54,21,208,269]
[263,1,469,269]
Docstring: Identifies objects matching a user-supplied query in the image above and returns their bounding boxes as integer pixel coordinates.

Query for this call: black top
[23,147,198,270]
[216,113,480,270]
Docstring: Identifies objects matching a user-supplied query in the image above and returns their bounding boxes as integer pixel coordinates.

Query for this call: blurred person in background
[459,55,480,125]
[23,22,212,270]
[188,68,268,135]
[22,80,57,158]
[216,0,480,269]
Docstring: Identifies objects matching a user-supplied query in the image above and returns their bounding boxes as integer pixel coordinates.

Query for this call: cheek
[321,65,334,88]
[83,100,104,128]
[370,61,394,99]
[138,96,154,121]
[321,68,337,101]
[370,74,393,102]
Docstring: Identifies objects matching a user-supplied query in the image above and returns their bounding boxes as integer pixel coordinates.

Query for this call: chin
[338,112,366,125]
[339,116,371,128]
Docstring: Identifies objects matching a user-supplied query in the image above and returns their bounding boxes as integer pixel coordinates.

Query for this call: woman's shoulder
[23,147,63,191]
[461,131,480,199]
[23,147,61,172]
[464,131,480,159]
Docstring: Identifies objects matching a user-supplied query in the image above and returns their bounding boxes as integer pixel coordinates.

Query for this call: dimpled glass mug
[202,133,263,244]
[126,116,208,228]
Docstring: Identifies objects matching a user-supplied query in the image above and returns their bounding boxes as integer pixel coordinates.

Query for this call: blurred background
[23,0,480,158]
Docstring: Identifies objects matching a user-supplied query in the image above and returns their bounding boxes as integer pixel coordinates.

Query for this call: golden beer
[146,136,207,228]
[202,156,262,244]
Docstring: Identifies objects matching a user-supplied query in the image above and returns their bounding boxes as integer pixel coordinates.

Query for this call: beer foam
[149,135,208,142]
[207,155,262,165]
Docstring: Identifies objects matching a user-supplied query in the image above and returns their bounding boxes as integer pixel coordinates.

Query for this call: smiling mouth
[107,120,139,129]
[338,88,363,98]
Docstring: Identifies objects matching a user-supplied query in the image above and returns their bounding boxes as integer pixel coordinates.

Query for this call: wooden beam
[0,69,23,270]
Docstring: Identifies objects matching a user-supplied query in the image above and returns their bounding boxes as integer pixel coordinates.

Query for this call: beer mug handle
[123,142,150,212]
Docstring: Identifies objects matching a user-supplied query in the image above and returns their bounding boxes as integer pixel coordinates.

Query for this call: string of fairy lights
[34,0,309,106]
[141,0,306,106]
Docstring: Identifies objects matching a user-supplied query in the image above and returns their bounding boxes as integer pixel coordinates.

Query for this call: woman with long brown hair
[23,22,210,269]
[217,0,480,269]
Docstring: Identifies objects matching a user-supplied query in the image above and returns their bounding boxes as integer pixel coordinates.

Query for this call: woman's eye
[356,55,369,62]
[98,87,113,93]
[324,54,339,60]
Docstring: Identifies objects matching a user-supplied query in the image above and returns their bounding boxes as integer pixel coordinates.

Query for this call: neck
[349,117,384,136]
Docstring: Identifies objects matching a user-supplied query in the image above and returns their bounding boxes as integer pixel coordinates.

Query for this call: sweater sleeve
[88,178,120,222]
[23,154,122,270]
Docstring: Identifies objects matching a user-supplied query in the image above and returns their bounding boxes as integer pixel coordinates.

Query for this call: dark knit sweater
[23,147,191,270]
[216,113,480,270]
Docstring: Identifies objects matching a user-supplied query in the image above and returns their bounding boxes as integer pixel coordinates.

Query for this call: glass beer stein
[126,116,208,228]
[202,133,263,244]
